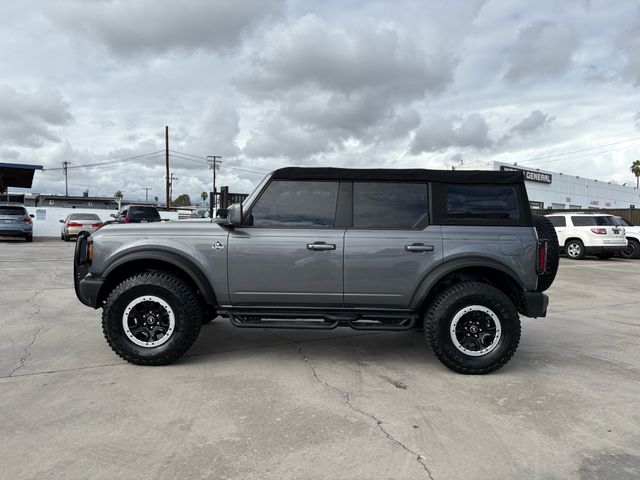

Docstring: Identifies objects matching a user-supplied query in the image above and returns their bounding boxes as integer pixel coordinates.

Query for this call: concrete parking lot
[0,239,639,480]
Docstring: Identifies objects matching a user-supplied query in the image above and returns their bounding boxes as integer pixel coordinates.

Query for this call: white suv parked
[546,213,626,260]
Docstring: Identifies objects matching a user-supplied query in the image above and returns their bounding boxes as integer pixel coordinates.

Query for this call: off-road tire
[621,238,640,259]
[424,282,521,375]
[565,239,585,260]
[102,272,202,365]
[533,215,559,291]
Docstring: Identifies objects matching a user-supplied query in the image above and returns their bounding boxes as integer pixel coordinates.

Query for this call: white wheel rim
[568,243,580,257]
[450,305,502,357]
[122,295,176,348]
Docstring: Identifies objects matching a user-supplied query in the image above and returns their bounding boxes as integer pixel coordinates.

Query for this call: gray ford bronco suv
[74,167,559,374]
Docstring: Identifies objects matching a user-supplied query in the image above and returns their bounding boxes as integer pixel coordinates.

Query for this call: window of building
[352,182,428,229]
[547,216,566,227]
[248,180,339,227]
[445,185,520,221]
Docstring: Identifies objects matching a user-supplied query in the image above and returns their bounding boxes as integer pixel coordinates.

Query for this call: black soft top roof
[271,167,524,185]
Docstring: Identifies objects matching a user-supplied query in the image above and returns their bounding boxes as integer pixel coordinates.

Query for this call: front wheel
[102,272,202,365]
[621,238,640,259]
[424,282,521,374]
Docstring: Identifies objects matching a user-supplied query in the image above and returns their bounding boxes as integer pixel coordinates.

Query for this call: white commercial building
[482,161,640,210]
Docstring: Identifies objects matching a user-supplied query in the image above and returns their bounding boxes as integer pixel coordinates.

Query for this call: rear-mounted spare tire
[533,215,559,292]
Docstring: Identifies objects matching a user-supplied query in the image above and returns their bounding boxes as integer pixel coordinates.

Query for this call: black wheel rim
[122,296,175,347]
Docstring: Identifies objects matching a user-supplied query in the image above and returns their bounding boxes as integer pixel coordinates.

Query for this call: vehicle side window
[247,180,339,228]
[352,182,428,229]
[445,185,519,221]
[571,216,615,226]
[547,216,566,227]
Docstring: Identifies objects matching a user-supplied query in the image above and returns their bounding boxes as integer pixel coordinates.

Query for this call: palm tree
[632,160,640,189]
[200,191,208,205]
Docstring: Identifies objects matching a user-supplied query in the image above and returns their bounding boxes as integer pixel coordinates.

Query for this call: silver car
[0,204,34,242]
[60,213,103,241]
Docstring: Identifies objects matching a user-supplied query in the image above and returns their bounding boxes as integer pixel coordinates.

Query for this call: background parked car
[546,213,626,260]
[614,216,640,259]
[0,204,34,242]
[110,205,161,223]
[59,213,103,241]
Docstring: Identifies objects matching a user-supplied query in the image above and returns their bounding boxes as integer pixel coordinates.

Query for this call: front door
[227,180,344,306]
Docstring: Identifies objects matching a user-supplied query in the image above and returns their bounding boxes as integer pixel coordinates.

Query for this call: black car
[110,205,161,224]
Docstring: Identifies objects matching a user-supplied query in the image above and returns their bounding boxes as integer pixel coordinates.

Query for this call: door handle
[307,242,336,251]
[405,243,434,252]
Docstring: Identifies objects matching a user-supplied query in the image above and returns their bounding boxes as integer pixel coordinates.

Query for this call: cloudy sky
[2,0,640,202]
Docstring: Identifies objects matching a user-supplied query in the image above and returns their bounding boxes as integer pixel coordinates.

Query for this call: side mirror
[110,213,116,218]
[59,219,64,223]
[226,203,243,226]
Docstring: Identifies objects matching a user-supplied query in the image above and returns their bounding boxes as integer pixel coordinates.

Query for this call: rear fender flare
[409,257,525,310]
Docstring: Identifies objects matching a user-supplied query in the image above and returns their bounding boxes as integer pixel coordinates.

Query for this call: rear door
[343,182,443,308]
[227,180,345,306]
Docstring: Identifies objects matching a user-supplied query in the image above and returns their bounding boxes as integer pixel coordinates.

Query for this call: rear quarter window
[571,216,616,227]
[432,183,528,226]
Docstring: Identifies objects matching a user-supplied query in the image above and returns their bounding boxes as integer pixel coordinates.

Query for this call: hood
[93,219,225,238]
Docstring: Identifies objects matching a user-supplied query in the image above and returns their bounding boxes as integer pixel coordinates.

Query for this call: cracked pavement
[1,238,639,479]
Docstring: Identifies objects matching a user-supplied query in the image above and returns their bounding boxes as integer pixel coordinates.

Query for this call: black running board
[222,309,417,331]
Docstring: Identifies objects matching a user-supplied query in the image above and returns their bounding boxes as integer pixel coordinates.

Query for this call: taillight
[68,222,83,227]
[19,216,32,223]
[590,228,607,235]
[91,222,103,227]
[124,217,130,223]
[537,240,548,274]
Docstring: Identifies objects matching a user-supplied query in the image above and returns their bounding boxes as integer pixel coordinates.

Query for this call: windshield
[242,173,271,211]
[618,217,633,227]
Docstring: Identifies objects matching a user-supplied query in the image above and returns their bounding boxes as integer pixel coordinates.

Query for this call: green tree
[200,191,208,204]
[171,194,191,207]
[631,160,640,189]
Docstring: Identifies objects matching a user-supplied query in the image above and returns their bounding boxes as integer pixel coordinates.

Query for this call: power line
[42,151,165,171]
[169,150,269,175]
[525,136,640,164]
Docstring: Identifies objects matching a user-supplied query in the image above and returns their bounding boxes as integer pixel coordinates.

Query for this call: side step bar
[225,310,417,331]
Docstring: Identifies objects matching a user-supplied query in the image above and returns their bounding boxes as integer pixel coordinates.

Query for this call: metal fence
[210,186,249,218]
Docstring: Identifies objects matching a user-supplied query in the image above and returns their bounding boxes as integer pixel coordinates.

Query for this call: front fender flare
[100,248,217,306]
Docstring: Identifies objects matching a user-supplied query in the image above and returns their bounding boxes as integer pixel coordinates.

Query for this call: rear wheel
[102,272,202,365]
[424,282,521,374]
[621,238,640,259]
[63,233,70,242]
[533,215,559,291]
[565,239,585,260]
[25,233,33,242]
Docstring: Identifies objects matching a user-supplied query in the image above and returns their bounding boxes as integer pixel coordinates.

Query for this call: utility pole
[165,126,170,210]
[62,161,70,196]
[207,155,222,215]
[142,187,152,202]
[169,173,178,206]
